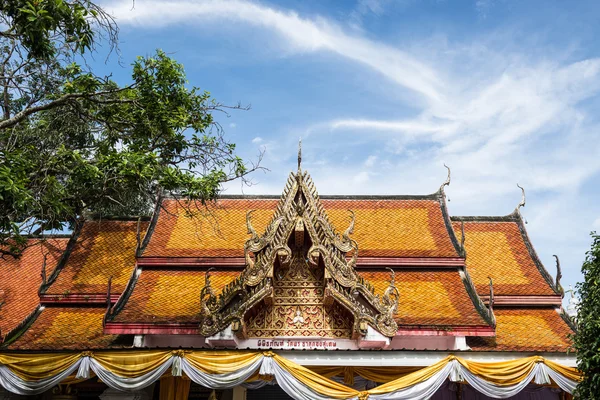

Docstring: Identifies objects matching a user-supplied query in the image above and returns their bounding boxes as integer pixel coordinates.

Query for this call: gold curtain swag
[0,350,582,398]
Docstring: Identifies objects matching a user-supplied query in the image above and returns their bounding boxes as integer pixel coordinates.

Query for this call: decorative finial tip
[298,138,302,171]
[439,163,451,194]
[516,183,526,209]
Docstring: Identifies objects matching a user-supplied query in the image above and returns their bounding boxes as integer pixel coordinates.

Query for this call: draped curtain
[0,351,581,399]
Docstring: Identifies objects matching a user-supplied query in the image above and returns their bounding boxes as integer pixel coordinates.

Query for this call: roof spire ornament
[516,183,527,223]
[297,138,302,172]
[553,255,565,298]
[516,183,526,209]
[439,164,451,198]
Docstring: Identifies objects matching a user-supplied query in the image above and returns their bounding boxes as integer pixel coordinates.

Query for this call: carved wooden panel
[245,250,353,338]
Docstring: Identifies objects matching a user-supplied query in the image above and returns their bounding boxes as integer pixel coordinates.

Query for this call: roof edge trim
[1,305,43,348]
[39,218,84,295]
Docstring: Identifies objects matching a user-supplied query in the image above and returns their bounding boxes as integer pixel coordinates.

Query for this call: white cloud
[353,171,370,184]
[104,0,443,103]
[106,0,600,296]
[593,217,600,230]
[229,122,237,128]
[364,155,377,167]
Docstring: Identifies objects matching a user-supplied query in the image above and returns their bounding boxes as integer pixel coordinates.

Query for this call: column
[232,386,246,400]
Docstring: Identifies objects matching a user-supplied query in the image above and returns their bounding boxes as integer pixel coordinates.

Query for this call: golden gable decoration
[199,144,399,339]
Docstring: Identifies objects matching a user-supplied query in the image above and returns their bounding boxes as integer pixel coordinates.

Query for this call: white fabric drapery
[0,352,580,398]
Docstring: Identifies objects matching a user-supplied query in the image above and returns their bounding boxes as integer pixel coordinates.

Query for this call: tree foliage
[574,232,600,399]
[0,1,258,256]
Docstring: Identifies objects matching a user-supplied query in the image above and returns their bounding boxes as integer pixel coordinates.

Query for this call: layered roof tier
[0,168,574,353]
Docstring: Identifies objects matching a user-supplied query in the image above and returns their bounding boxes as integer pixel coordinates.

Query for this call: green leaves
[3,0,102,59]
[574,233,600,399]
[0,3,255,256]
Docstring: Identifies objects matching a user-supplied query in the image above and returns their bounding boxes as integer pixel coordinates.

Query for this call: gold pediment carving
[199,158,399,339]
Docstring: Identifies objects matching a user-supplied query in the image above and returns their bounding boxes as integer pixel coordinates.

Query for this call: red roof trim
[396,326,496,337]
[40,294,121,305]
[136,256,466,268]
[104,322,200,335]
[481,295,563,306]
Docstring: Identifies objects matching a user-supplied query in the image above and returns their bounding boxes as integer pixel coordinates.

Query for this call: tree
[574,232,600,399]
[0,1,259,256]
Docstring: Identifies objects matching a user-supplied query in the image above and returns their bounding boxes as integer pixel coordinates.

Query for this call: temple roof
[5,306,119,350]
[451,214,558,296]
[141,195,460,259]
[44,220,148,296]
[111,269,240,325]
[358,269,488,327]
[0,162,575,353]
[0,238,68,336]
[467,307,573,352]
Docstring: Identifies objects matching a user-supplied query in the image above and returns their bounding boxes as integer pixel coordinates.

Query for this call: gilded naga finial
[246,210,258,240]
[516,183,526,210]
[553,255,564,298]
[439,163,451,194]
[298,138,302,172]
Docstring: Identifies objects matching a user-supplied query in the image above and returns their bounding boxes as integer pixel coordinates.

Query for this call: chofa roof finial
[439,163,451,194]
[553,255,565,298]
[516,183,526,210]
[298,138,302,172]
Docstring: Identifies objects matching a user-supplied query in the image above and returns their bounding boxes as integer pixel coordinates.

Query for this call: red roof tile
[112,269,241,324]
[359,269,488,327]
[452,220,556,296]
[7,306,118,350]
[468,308,573,352]
[46,221,147,296]
[0,238,68,335]
[143,197,459,259]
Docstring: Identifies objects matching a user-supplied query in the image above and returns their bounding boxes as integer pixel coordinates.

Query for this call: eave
[40,293,121,305]
[136,256,466,268]
[396,325,496,337]
[480,295,563,307]
[103,322,200,335]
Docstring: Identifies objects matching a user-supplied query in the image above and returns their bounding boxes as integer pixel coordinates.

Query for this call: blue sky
[99,0,600,294]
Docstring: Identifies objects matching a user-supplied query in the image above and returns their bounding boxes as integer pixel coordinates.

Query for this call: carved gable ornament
[199,159,399,342]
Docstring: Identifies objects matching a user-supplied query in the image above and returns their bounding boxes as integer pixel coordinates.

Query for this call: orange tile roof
[468,308,573,352]
[358,269,488,327]
[111,269,241,324]
[143,197,459,259]
[0,238,68,335]
[452,220,556,296]
[6,306,118,350]
[46,220,148,296]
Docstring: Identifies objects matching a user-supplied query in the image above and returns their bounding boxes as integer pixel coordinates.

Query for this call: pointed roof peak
[297,138,302,173]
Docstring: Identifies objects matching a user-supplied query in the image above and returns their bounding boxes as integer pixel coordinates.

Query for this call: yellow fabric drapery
[458,355,539,385]
[185,351,262,374]
[93,350,173,378]
[544,358,583,383]
[0,349,582,398]
[367,356,451,396]
[0,353,80,380]
[310,366,422,384]
[272,354,359,399]
[159,376,191,400]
